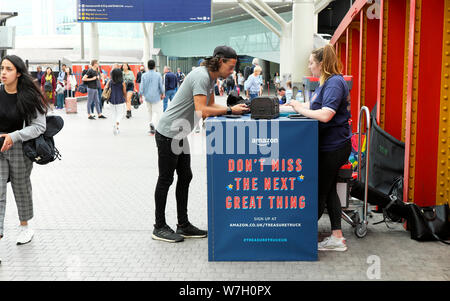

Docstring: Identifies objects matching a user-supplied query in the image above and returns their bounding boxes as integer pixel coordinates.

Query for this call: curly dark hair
[200,56,232,73]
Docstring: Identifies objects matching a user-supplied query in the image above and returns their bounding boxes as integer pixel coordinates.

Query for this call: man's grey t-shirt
[157,66,215,139]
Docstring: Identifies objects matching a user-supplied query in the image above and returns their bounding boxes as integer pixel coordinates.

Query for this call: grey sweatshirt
[9,110,46,144]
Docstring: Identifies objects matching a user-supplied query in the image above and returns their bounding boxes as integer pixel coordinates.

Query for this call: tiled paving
[0,95,448,281]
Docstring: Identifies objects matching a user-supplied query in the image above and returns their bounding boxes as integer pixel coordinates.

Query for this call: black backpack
[131,92,141,109]
[44,80,53,92]
[23,115,64,165]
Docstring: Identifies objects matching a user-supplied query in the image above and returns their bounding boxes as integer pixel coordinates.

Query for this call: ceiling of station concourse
[154,0,293,36]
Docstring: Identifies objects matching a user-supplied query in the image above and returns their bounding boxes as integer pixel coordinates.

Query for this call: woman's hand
[0,134,13,152]
[287,100,303,113]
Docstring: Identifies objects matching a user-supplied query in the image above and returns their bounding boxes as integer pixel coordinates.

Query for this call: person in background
[162,66,177,112]
[277,87,287,105]
[288,44,352,252]
[98,66,107,110]
[244,65,263,101]
[237,71,244,96]
[35,66,44,84]
[122,63,135,119]
[136,65,145,93]
[82,59,106,120]
[57,64,66,85]
[136,65,145,84]
[175,68,185,89]
[285,80,293,102]
[139,60,164,136]
[55,80,65,110]
[274,72,281,91]
[0,55,48,255]
[64,67,77,98]
[41,67,56,110]
[107,68,127,135]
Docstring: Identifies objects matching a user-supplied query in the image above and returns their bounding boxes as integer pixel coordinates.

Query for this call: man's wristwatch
[226,106,232,115]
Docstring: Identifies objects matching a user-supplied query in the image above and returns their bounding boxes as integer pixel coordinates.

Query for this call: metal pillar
[142,23,154,70]
[90,23,99,60]
[292,0,315,84]
[80,23,85,60]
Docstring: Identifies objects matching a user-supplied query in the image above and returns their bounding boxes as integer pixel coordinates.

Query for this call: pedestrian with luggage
[139,59,164,135]
[288,44,352,252]
[0,55,48,258]
[152,45,249,243]
[64,67,77,98]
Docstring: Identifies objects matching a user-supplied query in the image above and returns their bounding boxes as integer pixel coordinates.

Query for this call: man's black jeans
[318,140,352,231]
[154,131,192,229]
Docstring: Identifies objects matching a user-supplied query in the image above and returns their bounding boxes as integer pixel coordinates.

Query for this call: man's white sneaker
[318,235,347,252]
[16,226,34,245]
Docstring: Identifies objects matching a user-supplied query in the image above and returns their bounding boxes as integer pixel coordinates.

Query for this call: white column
[279,22,292,82]
[47,0,55,35]
[291,0,315,84]
[142,23,154,70]
[32,0,43,36]
[90,23,99,60]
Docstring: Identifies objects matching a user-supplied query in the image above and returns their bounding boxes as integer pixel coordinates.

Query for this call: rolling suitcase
[65,97,77,114]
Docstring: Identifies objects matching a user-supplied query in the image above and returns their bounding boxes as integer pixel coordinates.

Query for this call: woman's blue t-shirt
[310,74,351,152]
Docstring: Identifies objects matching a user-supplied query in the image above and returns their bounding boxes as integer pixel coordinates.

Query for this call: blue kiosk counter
[205,115,318,261]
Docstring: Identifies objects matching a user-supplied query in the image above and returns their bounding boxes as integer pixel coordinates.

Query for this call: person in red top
[40,67,56,110]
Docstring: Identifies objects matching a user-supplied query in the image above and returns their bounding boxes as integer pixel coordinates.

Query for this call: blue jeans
[163,89,176,112]
[56,93,64,109]
[87,88,101,115]
[249,93,259,101]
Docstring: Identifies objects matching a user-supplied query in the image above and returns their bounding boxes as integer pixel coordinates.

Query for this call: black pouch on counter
[250,97,279,119]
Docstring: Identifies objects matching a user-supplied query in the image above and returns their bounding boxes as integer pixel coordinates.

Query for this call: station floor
[0,94,448,281]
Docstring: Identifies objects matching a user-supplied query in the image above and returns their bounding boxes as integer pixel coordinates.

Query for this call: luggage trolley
[341,106,371,238]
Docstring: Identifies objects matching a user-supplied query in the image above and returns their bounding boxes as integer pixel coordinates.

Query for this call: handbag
[101,82,111,101]
[77,84,87,94]
[407,203,450,244]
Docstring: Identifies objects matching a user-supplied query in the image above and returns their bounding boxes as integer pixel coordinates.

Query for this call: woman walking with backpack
[40,67,56,110]
[0,55,48,261]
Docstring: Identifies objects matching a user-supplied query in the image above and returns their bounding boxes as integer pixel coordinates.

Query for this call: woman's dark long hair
[121,63,131,72]
[111,68,123,84]
[64,67,72,81]
[2,55,48,122]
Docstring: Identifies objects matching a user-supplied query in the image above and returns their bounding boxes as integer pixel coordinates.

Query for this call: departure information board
[77,0,212,23]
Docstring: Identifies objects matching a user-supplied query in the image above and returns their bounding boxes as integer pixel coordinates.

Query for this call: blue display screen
[77,0,212,23]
